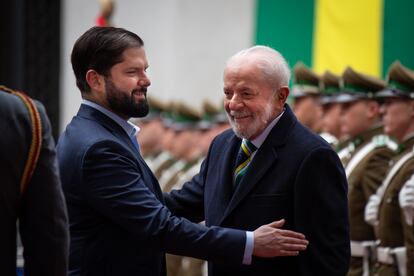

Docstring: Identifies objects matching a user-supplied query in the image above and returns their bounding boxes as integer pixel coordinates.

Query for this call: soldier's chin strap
[0,85,42,196]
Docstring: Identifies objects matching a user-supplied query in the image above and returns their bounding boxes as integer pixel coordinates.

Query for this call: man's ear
[366,100,380,119]
[86,69,105,93]
[278,86,290,103]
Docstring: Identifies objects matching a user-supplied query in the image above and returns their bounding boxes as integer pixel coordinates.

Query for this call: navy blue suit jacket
[165,105,351,275]
[57,104,246,276]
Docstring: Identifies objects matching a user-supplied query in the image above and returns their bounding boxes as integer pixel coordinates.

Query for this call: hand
[365,194,380,226]
[253,219,308,257]
[399,176,414,225]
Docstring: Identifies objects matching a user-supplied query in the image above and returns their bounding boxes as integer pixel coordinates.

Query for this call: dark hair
[71,26,144,93]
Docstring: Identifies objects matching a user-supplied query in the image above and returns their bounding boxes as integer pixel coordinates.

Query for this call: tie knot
[241,139,257,157]
[233,139,257,188]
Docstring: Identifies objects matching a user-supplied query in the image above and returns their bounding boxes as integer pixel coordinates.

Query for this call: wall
[60,0,254,131]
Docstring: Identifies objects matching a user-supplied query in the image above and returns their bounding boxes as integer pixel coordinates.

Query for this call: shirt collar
[250,108,285,149]
[82,99,140,137]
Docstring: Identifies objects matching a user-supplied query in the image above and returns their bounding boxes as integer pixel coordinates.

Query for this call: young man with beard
[164,46,350,275]
[365,61,414,276]
[57,27,308,276]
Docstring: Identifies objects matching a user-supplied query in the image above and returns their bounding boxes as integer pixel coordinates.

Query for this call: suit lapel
[218,104,297,225]
[220,145,279,224]
[209,134,240,225]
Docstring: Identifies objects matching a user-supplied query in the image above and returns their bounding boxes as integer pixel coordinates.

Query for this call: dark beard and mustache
[105,77,149,118]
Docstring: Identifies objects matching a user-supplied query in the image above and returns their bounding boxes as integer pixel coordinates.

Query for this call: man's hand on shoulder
[253,219,308,257]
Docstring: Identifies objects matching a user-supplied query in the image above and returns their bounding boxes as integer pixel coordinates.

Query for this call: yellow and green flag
[256,0,414,78]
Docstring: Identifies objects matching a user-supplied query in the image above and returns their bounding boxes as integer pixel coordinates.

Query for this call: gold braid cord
[0,85,42,195]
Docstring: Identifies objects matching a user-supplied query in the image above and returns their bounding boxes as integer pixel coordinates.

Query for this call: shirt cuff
[242,231,254,265]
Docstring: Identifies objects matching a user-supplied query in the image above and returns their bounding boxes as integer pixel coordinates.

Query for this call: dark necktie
[234,139,257,188]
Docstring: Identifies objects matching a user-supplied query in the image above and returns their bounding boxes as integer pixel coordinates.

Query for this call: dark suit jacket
[165,105,351,276]
[0,90,69,275]
[57,104,246,276]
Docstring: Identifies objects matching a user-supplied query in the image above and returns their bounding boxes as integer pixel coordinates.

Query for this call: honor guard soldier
[170,100,231,193]
[161,102,205,276]
[336,68,395,166]
[158,102,201,192]
[151,103,178,178]
[164,101,233,276]
[291,62,323,133]
[365,61,414,276]
[333,68,396,276]
[319,70,344,147]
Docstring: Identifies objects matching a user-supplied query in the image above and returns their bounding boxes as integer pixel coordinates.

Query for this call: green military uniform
[373,136,414,276]
[162,103,205,276]
[152,152,175,178]
[167,157,205,276]
[368,61,414,276]
[162,159,198,193]
[163,157,205,276]
[346,131,397,276]
[333,68,395,276]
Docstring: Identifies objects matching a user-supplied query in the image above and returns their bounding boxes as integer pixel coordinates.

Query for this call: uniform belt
[377,247,394,264]
[350,240,377,276]
[376,246,407,276]
[350,240,376,257]
[376,246,406,265]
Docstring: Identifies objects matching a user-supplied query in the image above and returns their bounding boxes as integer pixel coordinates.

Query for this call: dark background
[0,0,61,138]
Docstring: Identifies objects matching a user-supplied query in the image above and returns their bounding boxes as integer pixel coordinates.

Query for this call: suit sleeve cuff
[242,231,254,265]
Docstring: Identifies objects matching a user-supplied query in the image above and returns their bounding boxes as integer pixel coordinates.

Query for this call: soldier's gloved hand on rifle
[399,175,414,225]
[365,194,381,226]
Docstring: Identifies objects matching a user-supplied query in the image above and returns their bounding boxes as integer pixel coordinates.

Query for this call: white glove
[399,176,414,226]
[365,194,381,226]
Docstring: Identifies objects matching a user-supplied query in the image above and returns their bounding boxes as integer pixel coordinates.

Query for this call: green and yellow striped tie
[234,139,257,188]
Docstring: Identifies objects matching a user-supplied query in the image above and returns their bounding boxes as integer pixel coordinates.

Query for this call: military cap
[336,67,387,103]
[146,96,167,119]
[202,101,219,120]
[169,102,201,131]
[159,102,175,128]
[197,101,218,130]
[291,62,321,98]
[320,71,341,105]
[377,61,414,99]
[204,100,228,124]
[132,96,166,123]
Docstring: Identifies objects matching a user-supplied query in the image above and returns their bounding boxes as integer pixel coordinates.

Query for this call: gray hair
[226,45,291,88]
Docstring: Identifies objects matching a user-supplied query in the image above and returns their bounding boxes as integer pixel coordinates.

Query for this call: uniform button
[386,197,392,203]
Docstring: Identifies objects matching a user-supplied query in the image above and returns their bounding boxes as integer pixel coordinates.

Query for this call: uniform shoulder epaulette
[320,132,338,146]
[0,85,43,195]
[371,134,399,151]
